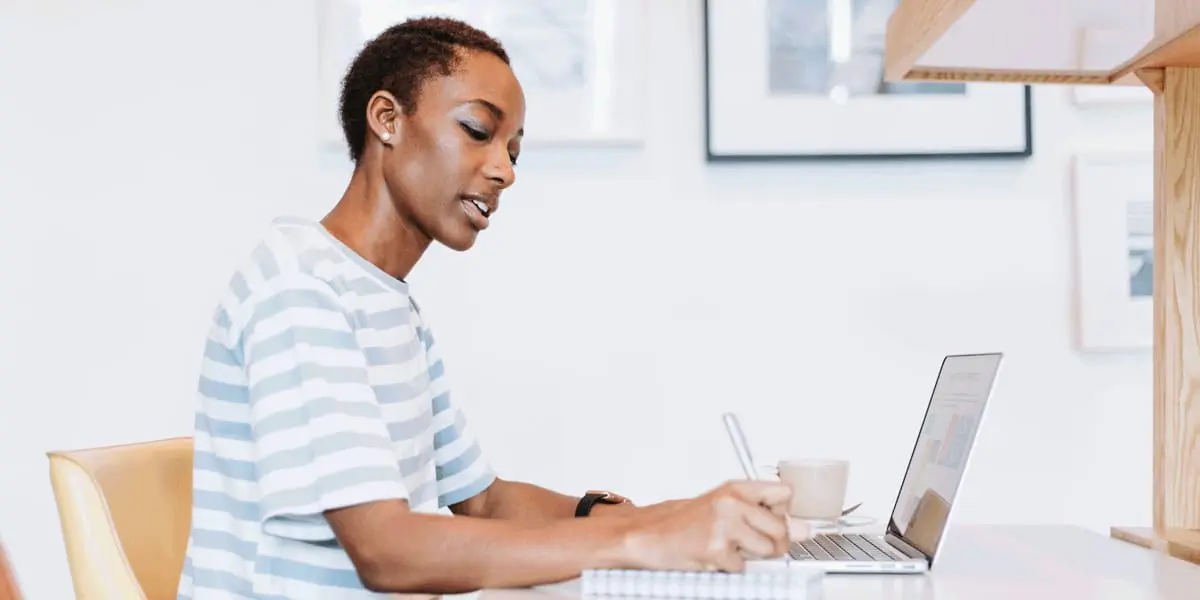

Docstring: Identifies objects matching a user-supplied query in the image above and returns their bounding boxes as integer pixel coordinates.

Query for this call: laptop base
[787,533,929,574]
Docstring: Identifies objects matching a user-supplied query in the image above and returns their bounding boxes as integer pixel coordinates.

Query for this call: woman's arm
[327,498,631,593]
[326,480,793,594]
[450,477,635,521]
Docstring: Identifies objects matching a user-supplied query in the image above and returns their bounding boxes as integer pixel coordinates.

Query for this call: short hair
[338,17,510,163]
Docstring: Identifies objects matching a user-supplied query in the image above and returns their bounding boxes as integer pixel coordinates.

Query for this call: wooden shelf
[1112,527,1200,566]
[884,0,1200,565]
[885,0,1200,88]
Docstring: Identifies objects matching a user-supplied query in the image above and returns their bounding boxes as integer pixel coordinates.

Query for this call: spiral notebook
[579,567,823,599]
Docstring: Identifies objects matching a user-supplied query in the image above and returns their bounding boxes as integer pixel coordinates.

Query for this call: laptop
[735,352,1004,574]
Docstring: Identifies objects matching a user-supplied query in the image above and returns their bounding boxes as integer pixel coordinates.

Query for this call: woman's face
[372,49,525,252]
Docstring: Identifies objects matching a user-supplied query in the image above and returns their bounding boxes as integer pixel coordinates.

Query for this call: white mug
[775,458,850,521]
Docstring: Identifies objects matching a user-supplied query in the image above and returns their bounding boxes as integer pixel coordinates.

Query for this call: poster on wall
[316,0,646,153]
[702,0,1032,161]
[1071,153,1153,352]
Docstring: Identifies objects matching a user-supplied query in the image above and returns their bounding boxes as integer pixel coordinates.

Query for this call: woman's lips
[461,197,490,230]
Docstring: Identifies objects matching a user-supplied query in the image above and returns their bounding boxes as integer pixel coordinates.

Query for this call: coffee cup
[775,458,849,521]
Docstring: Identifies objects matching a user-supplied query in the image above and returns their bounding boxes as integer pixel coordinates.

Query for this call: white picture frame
[315,0,646,154]
[703,0,1031,160]
[1071,153,1154,352]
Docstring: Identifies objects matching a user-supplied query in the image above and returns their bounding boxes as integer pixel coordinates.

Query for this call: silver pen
[721,412,792,564]
[721,412,760,480]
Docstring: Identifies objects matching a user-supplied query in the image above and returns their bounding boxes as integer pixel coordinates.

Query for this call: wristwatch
[574,490,631,517]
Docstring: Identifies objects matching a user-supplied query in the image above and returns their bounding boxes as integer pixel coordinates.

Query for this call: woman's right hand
[620,480,794,573]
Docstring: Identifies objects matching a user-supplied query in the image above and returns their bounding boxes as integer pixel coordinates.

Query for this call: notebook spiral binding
[580,568,823,599]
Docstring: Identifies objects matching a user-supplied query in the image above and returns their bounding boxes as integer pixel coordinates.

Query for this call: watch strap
[575,491,621,517]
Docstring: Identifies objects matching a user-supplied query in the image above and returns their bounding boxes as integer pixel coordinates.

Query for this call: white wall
[0,1,1155,598]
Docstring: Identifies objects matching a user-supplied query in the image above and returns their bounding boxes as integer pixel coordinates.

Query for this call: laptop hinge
[884,532,931,562]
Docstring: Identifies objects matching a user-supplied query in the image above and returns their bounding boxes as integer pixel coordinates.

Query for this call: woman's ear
[366,90,402,146]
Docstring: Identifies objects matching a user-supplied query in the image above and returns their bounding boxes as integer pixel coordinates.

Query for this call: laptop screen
[886,353,1003,559]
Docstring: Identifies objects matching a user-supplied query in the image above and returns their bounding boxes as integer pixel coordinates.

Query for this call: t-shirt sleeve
[420,322,497,508]
[240,273,407,541]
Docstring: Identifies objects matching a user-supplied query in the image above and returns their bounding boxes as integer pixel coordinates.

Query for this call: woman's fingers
[739,503,790,557]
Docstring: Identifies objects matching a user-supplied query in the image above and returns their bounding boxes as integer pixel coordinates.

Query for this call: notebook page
[580,568,823,599]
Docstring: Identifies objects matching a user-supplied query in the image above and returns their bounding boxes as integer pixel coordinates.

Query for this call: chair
[47,437,193,600]
[0,538,24,600]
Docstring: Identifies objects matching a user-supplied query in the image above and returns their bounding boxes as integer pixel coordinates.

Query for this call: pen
[721,412,760,481]
[721,412,793,564]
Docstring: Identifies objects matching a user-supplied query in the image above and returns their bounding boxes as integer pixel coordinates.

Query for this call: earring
[381,132,391,142]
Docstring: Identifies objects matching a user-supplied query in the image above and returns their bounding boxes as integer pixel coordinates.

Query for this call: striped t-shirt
[178,216,495,599]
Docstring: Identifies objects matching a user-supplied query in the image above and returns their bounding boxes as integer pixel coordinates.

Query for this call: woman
[179,16,792,599]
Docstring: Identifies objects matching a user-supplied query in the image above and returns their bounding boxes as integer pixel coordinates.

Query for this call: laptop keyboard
[789,534,909,562]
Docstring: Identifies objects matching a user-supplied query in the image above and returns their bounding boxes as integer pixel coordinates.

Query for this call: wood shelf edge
[890,34,1196,87]
[1109,24,1200,83]
[899,66,1110,84]
[884,0,977,81]
[1111,526,1200,565]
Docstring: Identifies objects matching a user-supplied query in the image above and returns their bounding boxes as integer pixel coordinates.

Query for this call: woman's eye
[461,123,489,141]
[509,155,519,166]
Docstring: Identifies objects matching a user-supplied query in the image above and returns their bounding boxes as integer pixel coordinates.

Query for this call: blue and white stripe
[178,217,495,599]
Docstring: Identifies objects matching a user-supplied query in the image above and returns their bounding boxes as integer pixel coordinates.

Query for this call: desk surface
[468,525,1200,600]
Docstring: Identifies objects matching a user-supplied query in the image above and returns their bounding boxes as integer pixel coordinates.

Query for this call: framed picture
[702,0,1032,161]
[1071,153,1153,352]
[316,0,646,153]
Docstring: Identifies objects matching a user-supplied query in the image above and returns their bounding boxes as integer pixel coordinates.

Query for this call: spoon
[841,502,863,516]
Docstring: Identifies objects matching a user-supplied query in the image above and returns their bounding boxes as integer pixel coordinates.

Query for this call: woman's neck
[321,166,431,282]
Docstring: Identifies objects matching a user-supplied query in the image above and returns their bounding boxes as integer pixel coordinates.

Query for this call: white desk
[470,525,1200,599]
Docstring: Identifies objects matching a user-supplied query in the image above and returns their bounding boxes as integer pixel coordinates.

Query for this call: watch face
[588,490,630,504]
